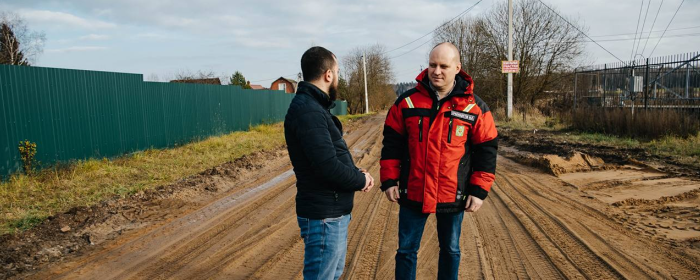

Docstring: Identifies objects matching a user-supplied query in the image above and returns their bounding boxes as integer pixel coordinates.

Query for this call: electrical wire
[382,0,483,55]
[581,32,700,42]
[589,24,698,38]
[633,0,653,57]
[630,0,645,60]
[640,0,665,56]
[648,0,685,58]
[536,0,626,64]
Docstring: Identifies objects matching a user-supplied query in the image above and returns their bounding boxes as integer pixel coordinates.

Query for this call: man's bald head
[427,42,462,93]
[430,42,461,65]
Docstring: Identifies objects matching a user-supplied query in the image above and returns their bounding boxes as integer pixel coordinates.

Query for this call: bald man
[380,42,498,280]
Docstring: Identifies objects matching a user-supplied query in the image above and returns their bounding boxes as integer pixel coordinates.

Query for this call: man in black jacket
[284,46,374,280]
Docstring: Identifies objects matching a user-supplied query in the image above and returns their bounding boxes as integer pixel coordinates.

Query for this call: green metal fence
[0,64,347,177]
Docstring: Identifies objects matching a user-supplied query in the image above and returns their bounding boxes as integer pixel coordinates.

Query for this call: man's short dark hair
[301,46,336,82]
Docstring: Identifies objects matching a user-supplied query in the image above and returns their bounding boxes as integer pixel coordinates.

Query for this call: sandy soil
[3,115,700,279]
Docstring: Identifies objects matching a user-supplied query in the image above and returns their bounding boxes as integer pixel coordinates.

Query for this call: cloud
[235,38,292,49]
[135,32,168,39]
[79,34,110,40]
[18,9,116,30]
[46,46,108,53]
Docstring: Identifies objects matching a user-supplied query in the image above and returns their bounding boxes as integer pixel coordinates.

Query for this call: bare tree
[433,0,586,110]
[340,44,396,114]
[172,69,217,80]
[0,11,45,65]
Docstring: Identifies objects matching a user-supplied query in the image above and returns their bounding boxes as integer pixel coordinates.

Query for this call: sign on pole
[502,60,519,73]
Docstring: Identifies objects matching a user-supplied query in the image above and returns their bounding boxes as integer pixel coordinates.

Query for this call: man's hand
[465,195,483,212]
[361,172,374,192]
[384,186,400,202]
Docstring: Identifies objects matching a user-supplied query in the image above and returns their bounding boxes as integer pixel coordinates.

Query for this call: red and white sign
[501,60,519,73]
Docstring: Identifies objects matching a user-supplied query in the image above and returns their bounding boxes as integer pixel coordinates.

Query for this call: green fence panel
[0,65,304,178]
[331,100,348,116]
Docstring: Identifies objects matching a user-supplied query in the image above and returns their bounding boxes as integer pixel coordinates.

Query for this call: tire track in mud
[497,173,627,279]
[474,187,564,279]
[508,161,700,279]
[28,114,700,280]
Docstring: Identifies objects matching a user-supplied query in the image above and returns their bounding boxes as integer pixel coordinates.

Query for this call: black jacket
[284,82,366,219]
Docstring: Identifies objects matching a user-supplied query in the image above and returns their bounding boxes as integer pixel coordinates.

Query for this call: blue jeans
[396,206,464,280]
[297,214,351,280]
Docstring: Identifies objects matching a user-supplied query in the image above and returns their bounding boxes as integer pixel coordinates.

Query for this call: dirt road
[25,114,700,279]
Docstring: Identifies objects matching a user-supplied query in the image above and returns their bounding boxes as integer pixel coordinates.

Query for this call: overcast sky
[1,0,699,85]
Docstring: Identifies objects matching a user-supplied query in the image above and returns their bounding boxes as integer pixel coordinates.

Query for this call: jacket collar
[297,81,335,109]
[414,69,474,98]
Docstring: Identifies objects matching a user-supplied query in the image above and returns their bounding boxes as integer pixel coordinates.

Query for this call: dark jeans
[297,214,351,280]
[396,206,464,280]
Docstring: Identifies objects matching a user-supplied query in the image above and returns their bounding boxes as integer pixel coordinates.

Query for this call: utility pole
[363,52,369,114]
[507,0,514,119]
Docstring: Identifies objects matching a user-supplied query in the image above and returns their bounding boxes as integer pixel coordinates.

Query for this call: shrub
[18,140,37,175]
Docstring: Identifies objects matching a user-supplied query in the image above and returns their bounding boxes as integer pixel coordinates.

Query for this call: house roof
[249,84,265,90]
[271,77,298,91]
[169,78,222,85]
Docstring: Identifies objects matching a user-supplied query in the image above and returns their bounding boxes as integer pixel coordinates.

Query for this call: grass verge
[1,123,285,235]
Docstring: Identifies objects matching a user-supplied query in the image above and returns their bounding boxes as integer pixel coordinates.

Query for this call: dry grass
[568,107,700,139]
[494,106,565,131]
[0,123,285,234]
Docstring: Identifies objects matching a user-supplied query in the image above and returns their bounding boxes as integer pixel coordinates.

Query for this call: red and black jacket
[380,69,498,214]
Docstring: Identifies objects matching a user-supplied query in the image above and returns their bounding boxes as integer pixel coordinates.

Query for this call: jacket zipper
[447,117,454,143]
[334,191,338,202]
[418,117,423,142]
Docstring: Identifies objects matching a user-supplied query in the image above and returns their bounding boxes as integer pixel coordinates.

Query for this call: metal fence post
[687,62,691,99]
[573,69,578,109]
[603,64,607,108]
[645,58,649,109]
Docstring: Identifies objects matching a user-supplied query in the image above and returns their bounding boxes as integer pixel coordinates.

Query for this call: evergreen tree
[229,71,251,89]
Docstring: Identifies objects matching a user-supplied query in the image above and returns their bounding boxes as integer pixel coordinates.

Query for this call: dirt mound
[0,149,285,279]
[541,152,606,176]
[613,189,700,207]
[499,147,608,176]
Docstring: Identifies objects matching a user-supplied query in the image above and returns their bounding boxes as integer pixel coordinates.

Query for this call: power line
[580,32,700,42]
[387,1,484,60]
[389,37,434,60]
[630,0,645,60]
[640,0,665,56]
[536,0,626,64]
[382,0,483,55]
[633,0,653,57]
[589,24,699,38]
[648,0,685,58]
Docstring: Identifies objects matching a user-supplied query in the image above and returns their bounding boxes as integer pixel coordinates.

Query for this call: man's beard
[328,79,338,101]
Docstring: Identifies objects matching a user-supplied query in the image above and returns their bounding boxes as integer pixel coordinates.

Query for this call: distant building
[246,81,266,90]
[170,78,222,85]
[271,77,297,93]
